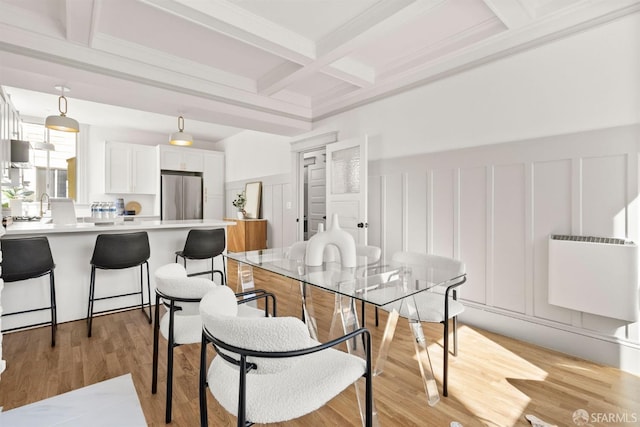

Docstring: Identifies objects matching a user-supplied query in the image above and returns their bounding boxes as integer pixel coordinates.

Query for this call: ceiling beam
[481,0,533,29]
[64,0,97,46]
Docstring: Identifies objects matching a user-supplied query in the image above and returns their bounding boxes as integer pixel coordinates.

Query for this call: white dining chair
[152,263,268,423]
[198,285,373,427]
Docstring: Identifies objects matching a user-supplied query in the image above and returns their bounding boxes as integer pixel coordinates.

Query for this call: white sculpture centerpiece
[305,213,357,267]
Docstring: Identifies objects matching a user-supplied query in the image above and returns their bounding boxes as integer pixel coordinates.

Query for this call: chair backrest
[1,236,54,282]
[155,263,216,299]
[182,228,225,259]
[90,231,150,269]
[391,251,465,277]
[200,286,311,374]
[356,245,381,266]
[155,263,215,315]
[285,241,307,261]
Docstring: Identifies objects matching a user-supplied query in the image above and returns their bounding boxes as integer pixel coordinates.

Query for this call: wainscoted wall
[368,124,640,374]
[226,173,295,249]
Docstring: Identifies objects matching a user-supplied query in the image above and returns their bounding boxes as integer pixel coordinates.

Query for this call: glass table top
[225,247,466,307]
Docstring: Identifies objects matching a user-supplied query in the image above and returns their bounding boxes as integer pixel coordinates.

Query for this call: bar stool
[0,236,57,346]
[175,228,226,285]
[87,231,152,337]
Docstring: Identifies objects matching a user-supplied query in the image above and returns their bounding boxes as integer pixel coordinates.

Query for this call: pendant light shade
[45,94,79,133]
[169,115,193,146]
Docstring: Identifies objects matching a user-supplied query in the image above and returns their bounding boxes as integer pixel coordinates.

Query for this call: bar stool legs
[87,262,151,337]
[86,231,152,337]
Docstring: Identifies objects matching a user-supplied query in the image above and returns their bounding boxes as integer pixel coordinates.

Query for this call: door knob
[357,222,368,228]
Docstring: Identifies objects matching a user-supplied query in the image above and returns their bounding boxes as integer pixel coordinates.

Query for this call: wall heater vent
[548,235,639,322]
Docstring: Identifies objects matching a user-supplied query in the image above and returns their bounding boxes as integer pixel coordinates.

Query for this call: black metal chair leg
[87,267,96,337]
[222,259,226,287]
[199,333,209,427]
[453,315,458,356]
[165,304,176,423]
[142,262,152,323]
[152,293,161,394]
[49,272,57,347]
[443,318,449,397]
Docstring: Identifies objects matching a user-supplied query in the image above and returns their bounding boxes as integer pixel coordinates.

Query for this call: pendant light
[45,86,79,133]
[169,115,193,146]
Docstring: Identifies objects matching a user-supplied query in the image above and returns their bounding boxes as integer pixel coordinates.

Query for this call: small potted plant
[232,191,246,219]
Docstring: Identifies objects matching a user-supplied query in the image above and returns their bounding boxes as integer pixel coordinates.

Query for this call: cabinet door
[105,142,132,193]
[203,152,224,219]
[183,151,204,172]
[132,145,158,194]
[160,146,183,170]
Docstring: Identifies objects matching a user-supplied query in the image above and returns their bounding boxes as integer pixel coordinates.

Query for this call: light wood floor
[1,261,639,426]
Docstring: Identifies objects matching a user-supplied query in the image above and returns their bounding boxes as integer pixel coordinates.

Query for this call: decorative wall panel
[492,163,526,313]
[459,166,487,304]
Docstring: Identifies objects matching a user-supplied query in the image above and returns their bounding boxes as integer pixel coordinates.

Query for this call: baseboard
[459,304,640,376]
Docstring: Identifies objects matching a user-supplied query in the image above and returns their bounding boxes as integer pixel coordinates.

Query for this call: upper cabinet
[159,145,203,172]
[105,142,157,194]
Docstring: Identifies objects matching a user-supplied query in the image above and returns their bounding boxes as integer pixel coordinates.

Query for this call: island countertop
[3,218,236,236]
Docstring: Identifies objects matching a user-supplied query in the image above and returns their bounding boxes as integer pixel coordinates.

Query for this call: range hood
[10,139,31,168]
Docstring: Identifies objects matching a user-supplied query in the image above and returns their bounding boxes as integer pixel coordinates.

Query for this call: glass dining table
[225,247,466,420]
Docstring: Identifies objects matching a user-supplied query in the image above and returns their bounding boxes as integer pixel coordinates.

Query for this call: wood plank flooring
[1,260,639,426]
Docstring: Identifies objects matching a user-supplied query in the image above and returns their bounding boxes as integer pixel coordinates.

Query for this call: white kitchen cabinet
[203,151,224,219]
[105,142,157,194]
[159,145,204,172]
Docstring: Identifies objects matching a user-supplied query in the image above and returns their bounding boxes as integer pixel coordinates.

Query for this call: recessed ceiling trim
[324,57,375,87]
[376,17,506,81]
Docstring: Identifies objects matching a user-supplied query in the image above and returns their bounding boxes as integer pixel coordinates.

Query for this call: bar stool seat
[87,231,152,337]
[175,228,226,285]
[1,236,57,346]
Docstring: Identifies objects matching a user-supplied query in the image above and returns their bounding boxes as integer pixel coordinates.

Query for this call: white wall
[221,130,291,182]
[220,12,640,372]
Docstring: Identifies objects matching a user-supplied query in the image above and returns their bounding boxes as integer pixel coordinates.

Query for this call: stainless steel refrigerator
[161,172,203,220]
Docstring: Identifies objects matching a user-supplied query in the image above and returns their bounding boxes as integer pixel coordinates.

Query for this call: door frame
[290,131,339,242]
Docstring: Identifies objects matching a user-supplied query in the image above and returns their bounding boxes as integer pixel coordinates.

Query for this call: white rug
[0,374,147,426]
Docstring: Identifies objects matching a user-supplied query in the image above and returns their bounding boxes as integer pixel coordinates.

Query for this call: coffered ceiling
[0,0,638,143]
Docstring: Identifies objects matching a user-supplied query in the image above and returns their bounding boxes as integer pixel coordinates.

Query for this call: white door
[325,135,368,245]
[307,162,326,239]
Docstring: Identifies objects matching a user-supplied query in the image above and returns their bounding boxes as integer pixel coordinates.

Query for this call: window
[21,122,77,201]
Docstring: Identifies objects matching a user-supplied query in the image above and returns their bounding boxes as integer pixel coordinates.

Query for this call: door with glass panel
[325,135,368,245]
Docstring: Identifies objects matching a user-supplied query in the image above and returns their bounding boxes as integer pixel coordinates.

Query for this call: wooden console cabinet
[225,218,267,252]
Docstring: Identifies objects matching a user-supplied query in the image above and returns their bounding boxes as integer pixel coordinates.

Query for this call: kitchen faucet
[40,192,50,217]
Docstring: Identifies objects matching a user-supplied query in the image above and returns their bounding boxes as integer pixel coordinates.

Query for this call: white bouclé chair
[198,285,374,427]
[152,263,267,423]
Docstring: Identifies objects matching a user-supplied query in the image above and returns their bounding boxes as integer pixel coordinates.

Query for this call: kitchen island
[1,219,235,331]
